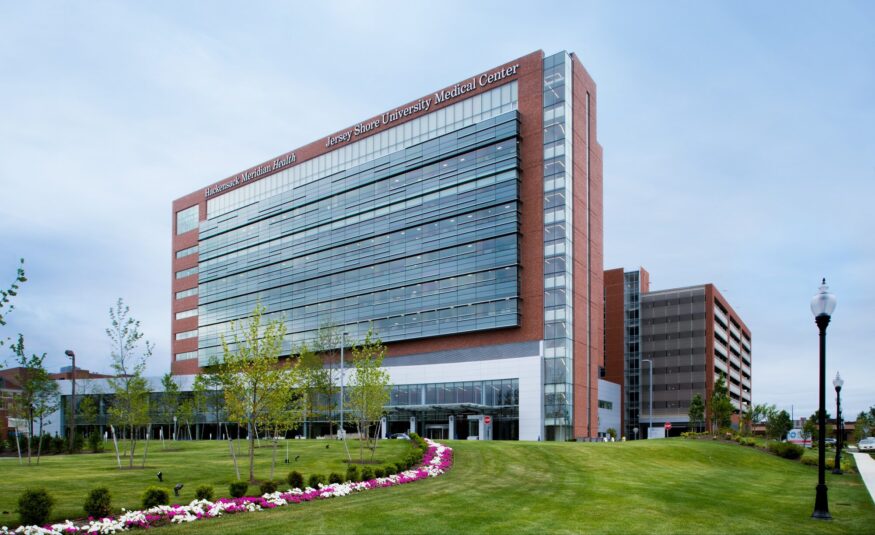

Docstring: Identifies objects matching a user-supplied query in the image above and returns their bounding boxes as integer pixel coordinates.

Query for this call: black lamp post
[810,279,836,520]
[64,349,76,452]
[832,372,843,475]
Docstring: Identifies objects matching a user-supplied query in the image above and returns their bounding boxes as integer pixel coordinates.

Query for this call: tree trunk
[26,409,33,465]
[141,424,151,468]
[270,439,277,480]
[128,426,136,468]
[36,417,43,464]
[248,420,256,483]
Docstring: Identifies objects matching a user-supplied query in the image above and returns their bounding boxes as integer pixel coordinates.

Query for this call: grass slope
[0,439,411,526]
[158,438,875,535]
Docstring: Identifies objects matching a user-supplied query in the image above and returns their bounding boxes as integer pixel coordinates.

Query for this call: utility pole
[65,350,76,450]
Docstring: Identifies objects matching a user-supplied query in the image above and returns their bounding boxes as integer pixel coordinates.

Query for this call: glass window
[175,287,198,300]
[176,351,198,361]
[176,266,198,279]
[175,329,197,340]
[176,205,199,235]
[176,245,198,259]
[175,308,197,320]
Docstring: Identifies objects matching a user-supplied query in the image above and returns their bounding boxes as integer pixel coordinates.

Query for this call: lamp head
[833,371,843,390]
[810,278,837,318]
[64,350,75,358]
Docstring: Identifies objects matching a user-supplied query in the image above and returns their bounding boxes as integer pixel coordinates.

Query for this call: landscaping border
[1,440,453,534]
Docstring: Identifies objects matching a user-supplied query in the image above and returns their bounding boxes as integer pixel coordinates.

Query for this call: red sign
[484,416,492,424]
[664,422,672,430]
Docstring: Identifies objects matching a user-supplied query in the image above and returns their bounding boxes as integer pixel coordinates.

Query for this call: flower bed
[2,440,453,534]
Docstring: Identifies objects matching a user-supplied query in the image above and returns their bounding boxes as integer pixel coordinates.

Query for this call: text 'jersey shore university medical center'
[171,50,604,442]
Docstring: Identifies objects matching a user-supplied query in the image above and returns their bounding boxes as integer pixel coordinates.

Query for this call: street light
[64,349,76,452]
[641,358,653,439]
[339,331,347,439]
[832,371,843,475]
[810,278,836,520]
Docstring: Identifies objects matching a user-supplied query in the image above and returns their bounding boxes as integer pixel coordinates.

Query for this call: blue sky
[1,1,873,419]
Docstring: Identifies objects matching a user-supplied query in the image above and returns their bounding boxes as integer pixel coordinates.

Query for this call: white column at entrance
[448,415,455,440]
[380,417,387,439]
[409,416,416,435]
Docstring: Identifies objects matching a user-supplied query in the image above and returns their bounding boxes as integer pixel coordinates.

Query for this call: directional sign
[484,416,492,424]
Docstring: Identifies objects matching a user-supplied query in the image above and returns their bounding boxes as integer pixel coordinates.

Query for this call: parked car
[824,438,837,446]
[389,433,410,440]
[858,437,875,452]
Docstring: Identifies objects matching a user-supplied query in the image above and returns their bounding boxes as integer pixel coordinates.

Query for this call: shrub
[287,471,304,490]
[87,432,103,453]
[345,464,360,483]
[51,435,65,455]
[383,465,395,476]
[374,467,385,479]
[801,456,818,466]
[768,442,804,460]
[229,481,249,498]
[70,433,85,454]
[195,485,214,501]
[308,474,326,488]
[18,488,54,527]
[394,462,405,474]
[328,472,343,485]
[84,487,112,519]
[259,480,278,494]
[142,487,169,509]
[360,466,374,481]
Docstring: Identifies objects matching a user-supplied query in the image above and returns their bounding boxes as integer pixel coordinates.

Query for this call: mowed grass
[0,439,411,526]
[153,438,875,535]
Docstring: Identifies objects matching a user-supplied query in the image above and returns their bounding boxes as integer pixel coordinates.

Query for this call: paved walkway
[852,452,875,504]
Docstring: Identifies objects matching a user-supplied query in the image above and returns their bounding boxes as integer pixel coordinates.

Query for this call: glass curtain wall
[623,270,642,438]
[542,52,575,441]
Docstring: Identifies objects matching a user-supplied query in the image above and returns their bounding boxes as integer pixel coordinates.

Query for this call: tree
[688,393,705,433]
[218,304,302,482]
[766,409,792,440]
[753,403,776,425]
[854,407,875,442]
[78,396,100,434]
[741,405,754,436]
[9,335,57,464]
[709,374,734,432]
[105,298,153,468]
[159,373,181,440]
[347,328,391,463]
[192,364,224,439]
[312,323,341,436]
[0,258,26,351]
[298,342,329,438]
[804,410,831,443]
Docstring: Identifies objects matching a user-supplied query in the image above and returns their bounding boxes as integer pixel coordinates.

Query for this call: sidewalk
[852,452,875,504]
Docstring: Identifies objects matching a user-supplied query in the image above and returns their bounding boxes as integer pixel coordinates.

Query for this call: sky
[1,1,873,420]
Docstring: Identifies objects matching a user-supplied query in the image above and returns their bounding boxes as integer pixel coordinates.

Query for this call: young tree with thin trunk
[105,298,153,468]
[298,342,329,438]
[159,373,181,440]
[0,258,26,354]
[312,323,341,436]
[688,393,705,433]
[709,374,734,433]
[347,329,391,464]
[218,304,303,482]
[9,335,57,465]
[192,366,223,439]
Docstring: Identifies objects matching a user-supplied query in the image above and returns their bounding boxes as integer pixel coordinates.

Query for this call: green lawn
[0,439,411,527]
[152,438,873,535]
[3,438,874,533]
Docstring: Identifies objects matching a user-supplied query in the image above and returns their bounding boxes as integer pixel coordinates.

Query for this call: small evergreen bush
[394,461,405,474]
[801,456,818,466]
[70,433,85,454]
[83,487,112,519]
[18,488,54,527]
[374,467,385,478]
[768,442,804,460]
[51,435,65,455]
[141,487,169,509]
[87,432,103,453]
[229,481,249,498]
[195,485,214,501]
[307,474,326,488]
[287,471,304,489]
[259,480,278,494]
[383,465,395,476]
[360,466,374,481]
[328,472,343,485]
[345,464,360,483]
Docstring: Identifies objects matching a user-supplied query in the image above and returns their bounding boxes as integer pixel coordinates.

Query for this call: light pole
[64,350,76,451]
[642,358,653,439]
[832,372,843,475]
[339,331,347,438]
[810,278,836,520]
